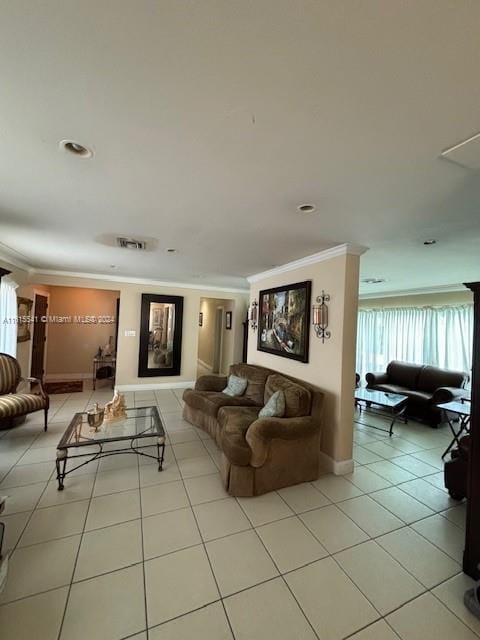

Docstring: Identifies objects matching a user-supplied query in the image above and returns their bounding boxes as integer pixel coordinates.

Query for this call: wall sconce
[312,291,331,342]
[248,300,258,331]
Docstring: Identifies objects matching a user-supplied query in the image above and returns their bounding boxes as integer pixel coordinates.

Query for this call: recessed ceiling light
[59,140,93,158]
[423,239,437,245]
[362,277,386,284]
[297,204,316,214]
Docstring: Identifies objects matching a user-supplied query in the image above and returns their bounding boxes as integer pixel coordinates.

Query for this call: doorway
[30,292,49,380]
[197,297,234,379]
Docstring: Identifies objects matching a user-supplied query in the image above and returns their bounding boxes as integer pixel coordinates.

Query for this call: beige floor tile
[349,620,401,639]
[139,460,180,486]
[74,519,142,581]
[178,455,218,478]
[140,480,189,517]
[167,428,201,444]
[365,460,416,484]
[353,445,384,464]
[377,527,461,588]
[433,573,480,637]
[364,441,404,459]
[412,514,465,562]
[0,511,30,552]
[300,504,368,553]
[85,488,141,531]
[423,472,446,490]
[194,498,251,541]
[0,462,54,488]
[354,431,385,446]
[145,545,219,627]
[388,436,423,454]
[61,564,146,640]
[224,577,316,640]
[237,492,293,526]
[391,455,439,477]
[399,478,455,512]
[312,474,363,502]
[387,592,477,640]
[172,440,208,460]
[338,495,404,537]
[335,540,424,614]
[206,529,278,596]
[277,482,330,513]
[256,516,328,573]
[285,557,379,639]
[0,535,80,604]
[0,586,69,640]
[143,507,201,559]
[38,474,95,508]
[1,481,46,514]
[441,503,467,529]
[93,466,140,497]
[184,472,227,505]
[346,467,392,492]
[149,601,233,639]
[411,447,444,470]
[370,487,434,524]
[19,500,89,546]
[97,452,139,472]
[17,446,58,466]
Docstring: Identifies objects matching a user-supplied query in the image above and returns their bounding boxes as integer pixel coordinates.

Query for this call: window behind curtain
[356,305,473,383]
[0,277,18,356]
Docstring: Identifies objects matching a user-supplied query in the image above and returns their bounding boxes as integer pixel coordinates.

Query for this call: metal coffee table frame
[56,406,165,490]
[355,388,408,436]
[437,400,471,460]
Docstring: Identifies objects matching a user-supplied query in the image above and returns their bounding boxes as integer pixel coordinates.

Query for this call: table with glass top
[56,406,165,490]
[354,388,409,436]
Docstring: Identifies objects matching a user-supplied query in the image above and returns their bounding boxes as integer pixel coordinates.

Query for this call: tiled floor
[0,388,477,639]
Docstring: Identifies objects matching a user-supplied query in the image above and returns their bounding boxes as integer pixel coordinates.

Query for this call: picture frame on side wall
[17,297,33,342]
[257,280,311,363]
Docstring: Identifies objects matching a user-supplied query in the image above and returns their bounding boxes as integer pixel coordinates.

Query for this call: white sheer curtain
[356,305,473,382]
[0,276,19,356]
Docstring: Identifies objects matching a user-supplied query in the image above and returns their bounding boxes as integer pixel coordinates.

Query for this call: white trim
[247,243,368,284]
[115,380,195,391]
[318,451,354,475]
[45,372,92,381]
[0,242,34,273]
[359,283,467,300]
[31,268,249,294]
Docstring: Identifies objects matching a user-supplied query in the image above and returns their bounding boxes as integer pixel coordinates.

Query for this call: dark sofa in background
[366,360,468,427]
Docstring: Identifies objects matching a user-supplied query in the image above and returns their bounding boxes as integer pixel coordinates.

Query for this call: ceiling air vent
[116,237,147,250]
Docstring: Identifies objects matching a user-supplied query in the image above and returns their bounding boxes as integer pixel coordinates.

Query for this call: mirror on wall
[138,294,183,377]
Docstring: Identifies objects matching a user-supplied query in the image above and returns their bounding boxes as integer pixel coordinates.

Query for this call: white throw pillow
[259,390,285,418]
[222,374,248,397]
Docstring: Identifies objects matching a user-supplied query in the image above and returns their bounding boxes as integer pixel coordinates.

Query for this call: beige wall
[27,272,248,387]
[247,252,361,467]
[359,290,472,309]
[198,297,235,374]
[45,286,119,377]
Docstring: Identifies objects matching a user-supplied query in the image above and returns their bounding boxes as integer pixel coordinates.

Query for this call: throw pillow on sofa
[223,374,248,397]
[259,390,285,418]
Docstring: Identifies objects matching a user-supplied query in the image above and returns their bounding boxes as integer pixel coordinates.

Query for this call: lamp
[312,291,330,342]
[248,300,258,331]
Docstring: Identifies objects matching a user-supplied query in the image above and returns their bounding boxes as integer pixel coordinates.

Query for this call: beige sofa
[182,363,324,496]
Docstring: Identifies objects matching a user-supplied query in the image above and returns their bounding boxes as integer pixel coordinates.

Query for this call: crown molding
[0,242,34,272]
[31,268,249,294]
[359,283,467,300]
[247,243,368,284]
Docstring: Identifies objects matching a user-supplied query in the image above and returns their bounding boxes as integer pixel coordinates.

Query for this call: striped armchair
[0,353,49,431]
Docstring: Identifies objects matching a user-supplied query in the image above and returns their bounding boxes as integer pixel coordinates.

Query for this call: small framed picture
[198,312,203,327]
[225,311,232,330]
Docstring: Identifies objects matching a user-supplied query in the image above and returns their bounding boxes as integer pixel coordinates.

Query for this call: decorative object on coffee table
[104,391,127,422]
[87,403,105,431]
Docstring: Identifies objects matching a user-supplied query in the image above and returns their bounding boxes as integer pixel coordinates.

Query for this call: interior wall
[44,286,119,377]
[359,290,472,309]
[28,272,248,388]
[198,297,235,374]
[247,252,361,468]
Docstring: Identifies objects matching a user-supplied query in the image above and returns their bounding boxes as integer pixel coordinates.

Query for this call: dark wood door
[31,294,48,379]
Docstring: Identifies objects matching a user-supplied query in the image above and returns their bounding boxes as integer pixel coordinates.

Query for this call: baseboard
[115,381,195,391]
[45,373,91,381]
[318,451,354,475]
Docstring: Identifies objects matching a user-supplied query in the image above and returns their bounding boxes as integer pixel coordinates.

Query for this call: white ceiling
[0,1,479,294]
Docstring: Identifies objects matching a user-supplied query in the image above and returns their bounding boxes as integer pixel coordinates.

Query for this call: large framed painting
[257,280,311,362]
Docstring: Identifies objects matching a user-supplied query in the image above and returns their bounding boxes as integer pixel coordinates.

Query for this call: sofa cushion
[223,374,248,397]
[372,384,410,396]
[229,364,270,406]
[218,406,260,466]
[386,361,422,389]
[259,390,285,418]
[264,374,311,418]
[401,389,434,404]
[183,389,257,418]
[417,365,468,393]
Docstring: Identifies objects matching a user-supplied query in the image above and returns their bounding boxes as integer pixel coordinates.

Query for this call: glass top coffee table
[56,406,165,490]
[354,388,408,436]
